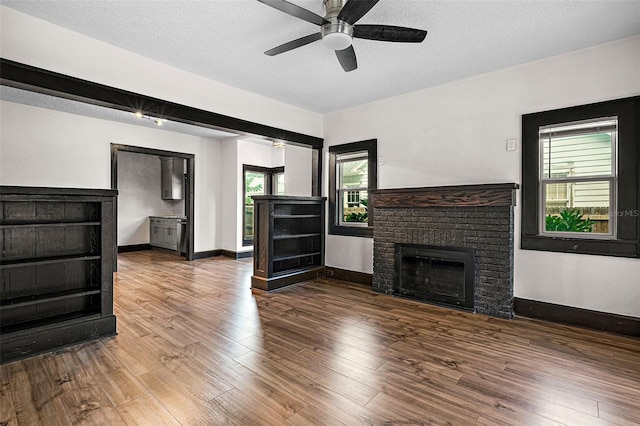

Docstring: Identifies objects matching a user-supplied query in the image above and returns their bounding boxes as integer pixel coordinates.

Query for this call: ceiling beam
[0,58,324,149]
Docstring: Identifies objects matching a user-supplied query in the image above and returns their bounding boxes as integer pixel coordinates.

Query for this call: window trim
[242,164,284,246]
[521,96,639,258]
[328,139,377,238]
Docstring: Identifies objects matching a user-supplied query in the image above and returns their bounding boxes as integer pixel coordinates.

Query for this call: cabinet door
[161,160,172,199]
[161,226,177,250]
[167,226,177,249]
[150,224,161,246]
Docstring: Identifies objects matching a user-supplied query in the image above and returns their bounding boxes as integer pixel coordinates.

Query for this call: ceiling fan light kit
[321,17,353,50]
[258,0,427,72]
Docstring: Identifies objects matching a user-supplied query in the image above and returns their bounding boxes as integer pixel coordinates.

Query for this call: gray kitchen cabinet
[149,216,183,251]
[160,157,184,200]
[162,225,177,249]
[150,218,162,247]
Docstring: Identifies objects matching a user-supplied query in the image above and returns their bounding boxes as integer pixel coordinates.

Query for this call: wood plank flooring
[1,250,639,425]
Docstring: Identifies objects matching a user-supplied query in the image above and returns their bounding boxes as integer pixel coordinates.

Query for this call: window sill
[329,224,373,238]
[521,234,638,258]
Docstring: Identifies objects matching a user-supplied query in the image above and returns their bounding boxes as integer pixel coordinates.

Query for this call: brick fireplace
[370,183,518,319]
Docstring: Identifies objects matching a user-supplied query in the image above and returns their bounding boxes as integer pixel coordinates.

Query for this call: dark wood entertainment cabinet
[251,195,326,291]
[0,186,117,363]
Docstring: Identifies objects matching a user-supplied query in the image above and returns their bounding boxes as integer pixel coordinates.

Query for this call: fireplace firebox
[394,244,475,310]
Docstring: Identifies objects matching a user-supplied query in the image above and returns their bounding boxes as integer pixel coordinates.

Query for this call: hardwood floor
[1,250,639,425]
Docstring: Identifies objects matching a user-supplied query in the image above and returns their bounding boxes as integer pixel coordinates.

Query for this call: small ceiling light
[133,112,165,126]
[322,32,352,50]
[273,141,286,148]
[321,17,353,50]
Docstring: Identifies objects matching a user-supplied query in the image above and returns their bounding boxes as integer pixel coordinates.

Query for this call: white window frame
[538,117,618,239]
[336,151,369,227]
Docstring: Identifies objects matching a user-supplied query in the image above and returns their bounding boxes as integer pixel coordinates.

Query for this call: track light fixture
[134,111,165,126]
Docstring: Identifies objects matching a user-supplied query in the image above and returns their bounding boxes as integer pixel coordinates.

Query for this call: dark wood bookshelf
[251,196,326,291]
[0,186,117,363]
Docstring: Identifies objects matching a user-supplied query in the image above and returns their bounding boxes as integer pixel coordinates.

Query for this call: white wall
[219,138,238,252]
[323,36,640,318]
[272,146,285,170]
[0,6,323,138]
[0,101,222,253]
[284,144,313,197]
[117,152,160,246]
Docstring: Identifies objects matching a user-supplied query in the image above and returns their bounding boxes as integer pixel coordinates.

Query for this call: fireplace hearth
[370,183,518,319]
[395,244,474,310]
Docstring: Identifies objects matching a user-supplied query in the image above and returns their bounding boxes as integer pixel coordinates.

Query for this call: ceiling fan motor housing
[322,0,353,50]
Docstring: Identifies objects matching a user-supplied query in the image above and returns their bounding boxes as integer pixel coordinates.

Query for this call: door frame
[111,144,195,267]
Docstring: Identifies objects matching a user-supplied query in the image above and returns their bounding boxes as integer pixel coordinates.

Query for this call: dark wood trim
[520,235,638,258]
[251,195,326,202]
[111,144,196,262]
[0,186,117,197]
[521,96,640,258]
[251,266,325,291]
[0,58,323,149]
[370,183,519,208]
[328,139,377,238]
[192,249,253,260]
[221,249,253,259]
[111,144,196,160]
[325,266,372,287]
[312,147,322,197]
[118,244,152,253]
[1,315,117,364]
[185,157,195,261]
[514,298,640,338]
[193,250,222,259]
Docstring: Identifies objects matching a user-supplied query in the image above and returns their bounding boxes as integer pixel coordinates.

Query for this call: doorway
[111,144,195,267]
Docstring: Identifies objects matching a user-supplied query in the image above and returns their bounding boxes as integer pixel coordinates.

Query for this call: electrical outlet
[506,139,516,151]
[378,156,385,166]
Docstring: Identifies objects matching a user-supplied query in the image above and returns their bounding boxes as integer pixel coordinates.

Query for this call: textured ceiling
[2,0,640,114]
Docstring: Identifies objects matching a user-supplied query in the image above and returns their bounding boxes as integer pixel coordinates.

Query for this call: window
[329,139,377,237]
[274,171,285,195]
[243,165,284,245]
[347,190,361,207]
[338,151,369,226]
[522,96,639,257]
[540,118,617,238]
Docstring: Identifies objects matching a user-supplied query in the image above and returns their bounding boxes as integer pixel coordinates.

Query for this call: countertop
[149,215,187,220]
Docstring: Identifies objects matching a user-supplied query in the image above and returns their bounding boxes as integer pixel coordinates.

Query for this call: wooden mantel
[370,183,519,208]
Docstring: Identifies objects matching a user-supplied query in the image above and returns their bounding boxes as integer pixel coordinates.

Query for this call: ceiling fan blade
[264,33,322,56]
[353,25,427,42]
[335,45,357,72]
[337,0,380,25]
[258,0,327,26]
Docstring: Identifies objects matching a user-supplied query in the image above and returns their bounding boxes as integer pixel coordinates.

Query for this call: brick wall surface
[373,206,514,319]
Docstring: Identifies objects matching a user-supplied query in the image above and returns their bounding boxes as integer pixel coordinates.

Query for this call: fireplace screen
[394,244,474,309]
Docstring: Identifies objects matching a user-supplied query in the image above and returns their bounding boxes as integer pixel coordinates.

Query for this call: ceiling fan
[258,0,427,72]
